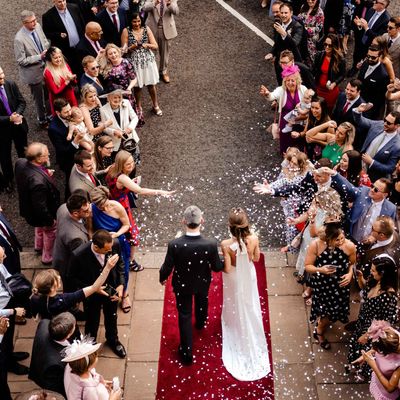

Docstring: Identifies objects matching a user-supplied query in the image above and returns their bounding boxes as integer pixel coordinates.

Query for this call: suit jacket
[143,0,179,40]
[14,24,50,85]
[96,8,127,46]
[270,18,304,62]
[0,80,28,134]
[53,203,89,281]
[0,213,22,275]
[358,61,390,120]
[14,159,60,227]
[382,32,400,79]
[79,73,105,97]
[68,240,125,292]
[362,8,391,48]
[75,36,107,60]
[100,99,139,151]
[48,116,79,173]
[331,173,397,238]
[42,4,85,53]
[29,319,66,397]
[160,234,224,295]
[354,110,400,181]
[69,165,98,194]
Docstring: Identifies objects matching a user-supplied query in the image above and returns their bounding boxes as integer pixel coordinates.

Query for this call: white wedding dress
[221,240,270,381]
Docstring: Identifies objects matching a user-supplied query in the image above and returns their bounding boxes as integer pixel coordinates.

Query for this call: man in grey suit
[14,10,50,128]
[69,150,99,196]
[383,17,400,79]
[52,192,90,287]
[142,0,179,83]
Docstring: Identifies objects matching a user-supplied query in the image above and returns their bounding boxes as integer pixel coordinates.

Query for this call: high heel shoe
[313,328,331,350]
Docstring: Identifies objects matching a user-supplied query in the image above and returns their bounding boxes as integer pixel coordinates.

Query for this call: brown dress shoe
[161,73,170,83]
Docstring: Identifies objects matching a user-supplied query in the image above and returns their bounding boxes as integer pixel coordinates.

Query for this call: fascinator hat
[61,335,101,363]
[281,64,300,78]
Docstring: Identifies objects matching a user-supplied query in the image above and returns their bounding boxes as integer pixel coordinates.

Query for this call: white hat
[61,335,102,363]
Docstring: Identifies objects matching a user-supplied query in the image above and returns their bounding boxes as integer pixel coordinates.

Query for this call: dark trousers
[175,291,208,355]
[0,128,27,185]
[0,347,11,400]
[83,294,118,344]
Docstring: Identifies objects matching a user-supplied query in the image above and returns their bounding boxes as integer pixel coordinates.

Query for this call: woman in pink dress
[43,47,78,115]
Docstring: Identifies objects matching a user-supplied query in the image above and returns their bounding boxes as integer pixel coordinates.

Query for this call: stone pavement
[11,250,372,400]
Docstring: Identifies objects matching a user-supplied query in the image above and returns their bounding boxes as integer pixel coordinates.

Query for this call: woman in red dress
[313,34,346,113]
[43,47,78,115]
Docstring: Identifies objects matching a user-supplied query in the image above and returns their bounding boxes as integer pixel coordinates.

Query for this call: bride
[220,208,270,381]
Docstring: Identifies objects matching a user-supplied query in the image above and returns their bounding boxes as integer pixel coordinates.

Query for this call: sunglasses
[384,118,394,125]
[366,55,379,60]
[323,43,332,48]
[370,185,383,193]
[387,26,396,30]
[89,66,100,70]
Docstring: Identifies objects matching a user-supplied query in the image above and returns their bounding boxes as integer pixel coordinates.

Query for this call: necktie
[94,77,103,88]
[89,174,97,186]
[368,12,379,28]
[0,270,12,297]
[94,41,100,51]
[112,14,118,30]
[343,101,350,114]
[369,133,386,158]
[32,31,43,52]
[0,86,12,116]
[159,0,164,24]
[388,39,393,49]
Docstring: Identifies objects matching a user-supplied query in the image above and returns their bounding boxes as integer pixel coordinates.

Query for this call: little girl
[281,88,314,134]
[67,107,94,152]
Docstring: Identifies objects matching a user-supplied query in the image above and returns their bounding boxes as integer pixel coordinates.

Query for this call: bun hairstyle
[44,46,60,63]
[372,327,400,355]
[228,207,250,251]
[370,254,398,292]
[322,221,342,244]
[32,269,60,296]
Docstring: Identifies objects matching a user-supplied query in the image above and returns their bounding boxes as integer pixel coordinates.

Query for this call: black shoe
[108,340,126,358]
[178,346,193,366]
[12,352,29,362]
[8,362,29,375]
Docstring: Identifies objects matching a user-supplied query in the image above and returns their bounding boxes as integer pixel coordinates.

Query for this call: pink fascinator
[367,320,391,342]
[281,65,300,78]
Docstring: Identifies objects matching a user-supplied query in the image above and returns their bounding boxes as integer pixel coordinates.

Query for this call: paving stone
[267,266,303,296]
[124,362,158,400]
[135,252,156,269]
[268,296,313,363]
[135,268,165,300]
[264,251,288,268]
[273,362,318,400]
[10,380,41,396]
[128,300,163,362]
[15,318,38,339]
[20,251,44,270]
[317,383,372,400]
[97,325,130,359]
[96,357,125,384]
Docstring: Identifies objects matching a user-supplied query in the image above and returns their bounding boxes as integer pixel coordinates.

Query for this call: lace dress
[127,27,159,88]
[309,246,350,324]
[221,240,270,381]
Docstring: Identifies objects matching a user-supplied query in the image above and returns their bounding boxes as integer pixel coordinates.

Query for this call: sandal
[152,106,163,116]
[129,260,144,272]
[121,294,131,313]
[313,328,331,350]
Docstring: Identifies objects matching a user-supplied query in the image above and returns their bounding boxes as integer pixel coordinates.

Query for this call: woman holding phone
[305,222,356,350]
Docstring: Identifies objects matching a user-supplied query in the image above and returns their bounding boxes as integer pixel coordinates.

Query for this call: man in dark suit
[96,0,127,46]
[80,56,105,97]
[159,206,223,365]
[29,312,76,396]
[42,0,85,74]
[358,45,390,120]
[48,98,85,196]
[353,105,400,182]
[0,67,28,194]
[332,79,365,150]
[350,0,390,75]
[14,143,61,265]
[0,207,22,275]
[68,229,126,358]
[265,3,305,83]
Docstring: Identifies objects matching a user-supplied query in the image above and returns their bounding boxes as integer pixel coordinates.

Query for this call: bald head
[26,142,49,165]
[86,22,103,41]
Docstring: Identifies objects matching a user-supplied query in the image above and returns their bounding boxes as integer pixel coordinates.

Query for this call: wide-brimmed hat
[61,335,102,362]
[99,85,131,98]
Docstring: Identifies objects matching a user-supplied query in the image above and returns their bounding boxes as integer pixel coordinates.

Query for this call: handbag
[6,273,32,297]
[121,132,141,166]
[266,108,280,140]
[290,221,309,249]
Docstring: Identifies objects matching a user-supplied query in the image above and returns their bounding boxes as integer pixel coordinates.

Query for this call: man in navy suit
[96,0,127,46]
[358,45,390,120]
[0,208,22,275]
[80,56,105,98]
[353,104,400,182]
[0,67,28,193]
[160,206,224,365]
[350,0,390,75]
[332,79,365,150]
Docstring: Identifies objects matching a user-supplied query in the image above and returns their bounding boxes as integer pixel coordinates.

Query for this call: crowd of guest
[256,1,400,398]
[0,0,178,398]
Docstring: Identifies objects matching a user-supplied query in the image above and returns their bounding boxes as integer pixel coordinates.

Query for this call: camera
[274,16,282,24]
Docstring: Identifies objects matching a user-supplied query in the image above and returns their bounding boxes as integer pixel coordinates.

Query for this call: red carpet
[156,253,274,400]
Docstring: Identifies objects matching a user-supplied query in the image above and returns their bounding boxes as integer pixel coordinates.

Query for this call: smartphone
[104,284,118,297]
[274,16,282,24]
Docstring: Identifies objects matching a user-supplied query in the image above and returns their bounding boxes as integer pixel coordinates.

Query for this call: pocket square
[384,151,389,154]
[370,79,376,82]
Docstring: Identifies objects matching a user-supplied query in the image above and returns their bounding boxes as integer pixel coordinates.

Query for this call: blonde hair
[98,43,122,78]
[283,71,302,89]
[338,122,355,151]
[315,188,343,219]
[44,47,70,87]
[70,106,82,121]
[32,269,60,296]
[80,83,98,103]
[90,186,110,208]
[107,150,133,178]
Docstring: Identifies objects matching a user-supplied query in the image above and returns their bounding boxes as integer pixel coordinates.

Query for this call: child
[281,88,314,134]
[67,106,94,152]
